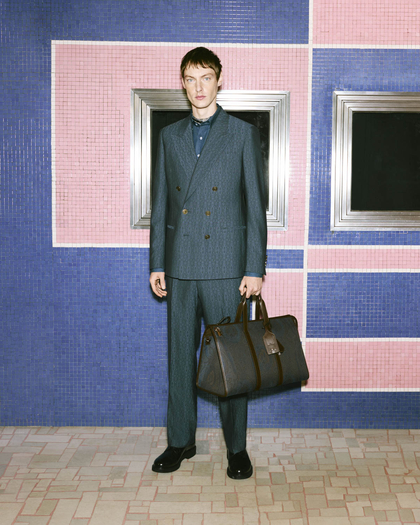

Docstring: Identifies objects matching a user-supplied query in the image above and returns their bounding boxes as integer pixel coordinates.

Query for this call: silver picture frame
[331,91,420,231]
[131,89,290,230]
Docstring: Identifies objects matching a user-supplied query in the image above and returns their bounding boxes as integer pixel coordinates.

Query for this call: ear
[217,72,223,87]
[181,77,186,89]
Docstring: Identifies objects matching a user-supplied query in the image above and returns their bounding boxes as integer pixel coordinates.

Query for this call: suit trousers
[166,276,248,454]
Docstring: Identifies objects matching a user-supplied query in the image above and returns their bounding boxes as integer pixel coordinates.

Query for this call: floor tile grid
[1,427,420,524]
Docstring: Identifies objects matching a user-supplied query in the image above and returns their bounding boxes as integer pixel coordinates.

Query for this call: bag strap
[253,294,284,386]
[236,297,259,389]
[256,295,283,356]
[232,293,282,389]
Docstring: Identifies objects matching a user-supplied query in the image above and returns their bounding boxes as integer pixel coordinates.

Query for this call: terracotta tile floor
[1,427,420,525]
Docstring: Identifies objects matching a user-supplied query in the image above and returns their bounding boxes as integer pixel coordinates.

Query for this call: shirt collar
[191,104,221,127]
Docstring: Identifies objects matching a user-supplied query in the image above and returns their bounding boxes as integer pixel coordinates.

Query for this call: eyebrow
[184,72,214,80]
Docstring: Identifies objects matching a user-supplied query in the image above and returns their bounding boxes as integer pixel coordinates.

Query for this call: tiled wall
[1,0,420,428]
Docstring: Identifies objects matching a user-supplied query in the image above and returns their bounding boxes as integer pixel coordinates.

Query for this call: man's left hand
[239,276,263,299]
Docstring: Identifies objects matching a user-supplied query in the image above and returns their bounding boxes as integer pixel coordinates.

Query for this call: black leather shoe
[152,444,196,473]
[227,449,253,479]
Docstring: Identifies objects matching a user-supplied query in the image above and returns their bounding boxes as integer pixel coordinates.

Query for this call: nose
[196,80,203,92]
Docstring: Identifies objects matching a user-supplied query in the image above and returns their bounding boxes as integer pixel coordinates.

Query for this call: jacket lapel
[172,116,197,182]
[183,108,230,203]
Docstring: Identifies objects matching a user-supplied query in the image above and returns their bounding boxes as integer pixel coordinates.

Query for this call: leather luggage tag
[263,330,284,355]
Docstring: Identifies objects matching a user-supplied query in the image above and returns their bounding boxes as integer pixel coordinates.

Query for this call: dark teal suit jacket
[150,107,267,280]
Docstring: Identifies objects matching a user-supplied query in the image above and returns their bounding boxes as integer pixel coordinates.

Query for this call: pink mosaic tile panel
[307,247,420,270]
[262,271,304,328]
[305,340,420,390]
[313,0,420,46]
[53,43,308,247]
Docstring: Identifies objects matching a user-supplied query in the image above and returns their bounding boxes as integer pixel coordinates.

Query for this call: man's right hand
[150,272,167,298]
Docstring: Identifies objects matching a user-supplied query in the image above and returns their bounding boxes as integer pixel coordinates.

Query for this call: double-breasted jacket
[150,107,267,280]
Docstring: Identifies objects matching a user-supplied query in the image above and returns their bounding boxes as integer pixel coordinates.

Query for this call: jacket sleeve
[149,131,168,272]
[242,126,267,276]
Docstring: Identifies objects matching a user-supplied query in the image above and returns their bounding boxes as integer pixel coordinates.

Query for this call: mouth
[196,96,205,100]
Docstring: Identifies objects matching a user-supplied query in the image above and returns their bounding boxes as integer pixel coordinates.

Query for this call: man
[149,47,267,479]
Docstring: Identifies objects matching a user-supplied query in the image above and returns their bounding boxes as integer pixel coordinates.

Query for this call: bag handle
[234,293,248,324]
[232,293,281,355]
[234,294,271,331]
[255,295,272,331]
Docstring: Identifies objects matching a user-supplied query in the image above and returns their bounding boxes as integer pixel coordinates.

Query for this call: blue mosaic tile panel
[310,49,420,245]
[0,250,54,426]
[200,389,420,430]
[52,248,168,426]
[1,63,53,424]
[50,0,309,44]
[197,389,420,429]
[266,249,304,269]
[248,391,420,429]
[307,272,420,338]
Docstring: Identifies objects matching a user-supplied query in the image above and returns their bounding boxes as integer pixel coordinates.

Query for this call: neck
[192,102,218,120]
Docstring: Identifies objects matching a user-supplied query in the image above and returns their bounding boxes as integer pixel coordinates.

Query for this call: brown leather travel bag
[196,294,309,397]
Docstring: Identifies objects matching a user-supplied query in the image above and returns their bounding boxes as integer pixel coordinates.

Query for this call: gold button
[205,211,211,216]
[212,186,218,191]
[176,186,181,191]
[182,209,188,215]
[205,234,210,239]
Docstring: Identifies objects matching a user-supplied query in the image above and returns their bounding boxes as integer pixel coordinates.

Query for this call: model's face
[182,65,222,117]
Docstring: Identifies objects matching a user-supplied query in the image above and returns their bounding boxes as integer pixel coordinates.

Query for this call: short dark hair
[180,47,222,80]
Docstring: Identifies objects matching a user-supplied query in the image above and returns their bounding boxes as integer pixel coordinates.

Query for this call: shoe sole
[152,446,196,473]
[227,465,253,480]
